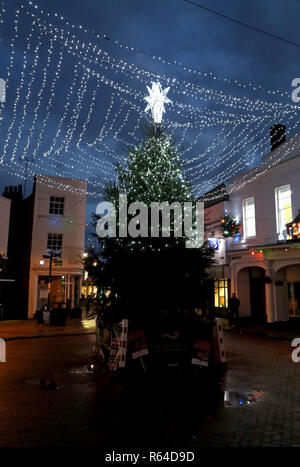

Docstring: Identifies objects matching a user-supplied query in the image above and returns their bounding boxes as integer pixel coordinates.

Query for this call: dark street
[1,331,300,447]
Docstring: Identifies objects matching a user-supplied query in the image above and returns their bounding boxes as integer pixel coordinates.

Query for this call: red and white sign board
[108,319,128,371]
[213,317,226,363]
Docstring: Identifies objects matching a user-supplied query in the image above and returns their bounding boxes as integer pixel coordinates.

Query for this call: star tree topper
[144,82,172,124]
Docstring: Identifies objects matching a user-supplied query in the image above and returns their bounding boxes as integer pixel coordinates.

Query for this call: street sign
[54,260,63,266]
[52,252,61,258]
[43,251,61,259]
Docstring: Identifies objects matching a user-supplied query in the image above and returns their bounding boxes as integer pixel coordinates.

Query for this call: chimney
[270,124,286,151]
[2,185,23,201]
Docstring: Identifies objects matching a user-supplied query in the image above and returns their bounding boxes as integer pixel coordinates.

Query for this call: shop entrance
[37,275,66,309]
[237,266,266,323]
[37,274,81,310]
[288,282,300,317]
[249,267,266,323]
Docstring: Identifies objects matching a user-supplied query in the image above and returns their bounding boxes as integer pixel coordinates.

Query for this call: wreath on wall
[221,214,240,238]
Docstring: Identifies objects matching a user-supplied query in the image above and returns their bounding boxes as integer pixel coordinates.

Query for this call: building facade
[0,195,11,257]
[205,127,300,323]
[2,175,87,319]
[27,175,87,318]
[0,194,13,317]
[203,185,231,313]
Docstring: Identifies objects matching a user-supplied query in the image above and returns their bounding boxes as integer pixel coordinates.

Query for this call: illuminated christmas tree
[87,125,213,325]
[86,83,213,331]
[99,126,193,252]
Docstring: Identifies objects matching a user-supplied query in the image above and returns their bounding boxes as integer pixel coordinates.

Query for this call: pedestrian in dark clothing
[228,293,240,325]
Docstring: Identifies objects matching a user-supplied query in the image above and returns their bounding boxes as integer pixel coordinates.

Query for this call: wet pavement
[222,319,300,343]
[191,331,300,447]
[0,335,102,447]
[0,331,299,447]
[0,317,96,340]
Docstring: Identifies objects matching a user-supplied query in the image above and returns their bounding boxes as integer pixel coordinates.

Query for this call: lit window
[275,185,292,238]
[214,279,228,308]
[47,233,63,257]
[49,196,64,215]
[242,197,256,238]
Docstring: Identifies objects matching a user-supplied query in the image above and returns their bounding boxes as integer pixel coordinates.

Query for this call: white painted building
[203,186,230,311]
[205,127,300,323]
[0,195,11,257]
[27,175,87,318]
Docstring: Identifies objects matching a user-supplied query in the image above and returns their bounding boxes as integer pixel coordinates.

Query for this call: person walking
[228,293,240,325]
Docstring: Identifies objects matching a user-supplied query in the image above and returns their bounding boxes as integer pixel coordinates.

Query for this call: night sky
[1,0,300,244]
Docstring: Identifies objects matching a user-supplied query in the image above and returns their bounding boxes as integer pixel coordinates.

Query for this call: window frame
[214,279,229,308]
[275,184,292,236]
[49,196,65,216]
[242,197,256,239]
[47,233,63,258]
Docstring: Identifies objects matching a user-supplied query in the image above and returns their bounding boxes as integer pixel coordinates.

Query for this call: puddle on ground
[24,364,94,390]
[223,389,263,407]
[67,366,91,374]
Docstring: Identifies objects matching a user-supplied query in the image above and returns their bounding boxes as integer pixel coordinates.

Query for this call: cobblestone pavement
[0,331,299,447]
[190,331,300,447]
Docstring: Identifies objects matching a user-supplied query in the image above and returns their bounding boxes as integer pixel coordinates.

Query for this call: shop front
[208,264,231,318]
[37,274,82,310]
[214,279,229,309]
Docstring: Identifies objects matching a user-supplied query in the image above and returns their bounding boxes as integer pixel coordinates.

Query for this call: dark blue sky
[1,0,300,244]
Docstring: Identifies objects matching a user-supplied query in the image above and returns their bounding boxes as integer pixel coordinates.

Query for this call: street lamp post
[48,250,53,309]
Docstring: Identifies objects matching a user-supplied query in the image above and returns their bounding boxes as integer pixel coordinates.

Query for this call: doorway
[249,267,266,323]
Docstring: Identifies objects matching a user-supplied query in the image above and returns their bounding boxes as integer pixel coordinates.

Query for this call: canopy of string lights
[0,1,300,201]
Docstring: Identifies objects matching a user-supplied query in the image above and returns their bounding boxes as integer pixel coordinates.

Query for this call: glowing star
[144,82,172,123]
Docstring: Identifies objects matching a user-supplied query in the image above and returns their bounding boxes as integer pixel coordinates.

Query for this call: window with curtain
[275,185,292,238]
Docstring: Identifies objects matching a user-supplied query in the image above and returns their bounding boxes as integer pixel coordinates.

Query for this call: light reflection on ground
[80,318,96,330]
[224,389,264,407]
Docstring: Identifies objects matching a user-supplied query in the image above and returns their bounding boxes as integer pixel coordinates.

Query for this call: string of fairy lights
[12,23,43,162]
[6,9,296,126]
[195,109,299,192]
[23,0,295,100]
[0,1,6,120]
[19,2,298,117]
[0,1,299,201]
